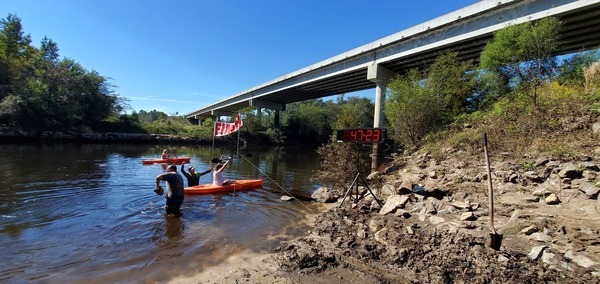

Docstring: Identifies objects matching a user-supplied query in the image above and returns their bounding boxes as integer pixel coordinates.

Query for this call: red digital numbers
[372,129,380,142]
[337,128,385,143]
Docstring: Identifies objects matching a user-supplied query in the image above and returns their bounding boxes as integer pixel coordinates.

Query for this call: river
[0,143,325,283]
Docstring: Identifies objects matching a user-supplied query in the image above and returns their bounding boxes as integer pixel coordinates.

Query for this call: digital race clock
[336,128,386,143]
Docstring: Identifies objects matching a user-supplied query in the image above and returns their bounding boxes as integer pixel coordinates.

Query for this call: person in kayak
[180,163,211,187]
[161,149,171,159]
[213,156,233,186]
[154,165,185,217]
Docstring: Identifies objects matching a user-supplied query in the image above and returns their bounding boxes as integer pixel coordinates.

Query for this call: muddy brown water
[0,143,323,283]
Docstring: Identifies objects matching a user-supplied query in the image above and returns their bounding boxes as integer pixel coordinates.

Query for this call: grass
[425,82,599,161]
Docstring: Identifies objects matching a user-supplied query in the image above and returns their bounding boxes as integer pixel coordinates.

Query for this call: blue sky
[3,0,477,115]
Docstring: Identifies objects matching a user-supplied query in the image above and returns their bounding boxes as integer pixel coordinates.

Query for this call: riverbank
[174,132,600,283]
[0,129,209,144]
[0,129,284,145]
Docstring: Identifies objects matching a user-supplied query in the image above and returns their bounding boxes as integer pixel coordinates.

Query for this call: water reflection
[0,143,322,282]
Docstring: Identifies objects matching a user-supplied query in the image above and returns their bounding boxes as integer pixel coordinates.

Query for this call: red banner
[214,113,243,137]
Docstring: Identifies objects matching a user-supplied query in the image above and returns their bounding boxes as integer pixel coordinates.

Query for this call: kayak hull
[184,179,264,195]
[142,157,191,165]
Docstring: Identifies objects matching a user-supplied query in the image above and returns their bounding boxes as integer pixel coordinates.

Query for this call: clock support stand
[338,144,383,208]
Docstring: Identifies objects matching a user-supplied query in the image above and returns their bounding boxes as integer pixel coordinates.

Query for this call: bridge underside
[186,0,600,120]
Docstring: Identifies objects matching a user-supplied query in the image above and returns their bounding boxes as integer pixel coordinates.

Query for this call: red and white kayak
[142,157,191,165]
[184,179,264,195]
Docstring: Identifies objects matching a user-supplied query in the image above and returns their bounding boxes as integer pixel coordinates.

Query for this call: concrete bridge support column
[367,64,396,171]
[274,110,280,128]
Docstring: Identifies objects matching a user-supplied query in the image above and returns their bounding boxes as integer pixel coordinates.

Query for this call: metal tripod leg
[338,172,383,208]
[338,172,361,208]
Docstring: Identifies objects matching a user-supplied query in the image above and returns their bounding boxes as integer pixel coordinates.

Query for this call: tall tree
[40,36,59,63]
[385,69,444,147]
[334,96,374,130]
[0,14,33,98]
[425,52,476,115]
[480,17,561,105]
[282,99,332,144]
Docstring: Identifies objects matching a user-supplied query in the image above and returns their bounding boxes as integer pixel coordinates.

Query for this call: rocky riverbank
[270,144,600,283]
[184,140,600,283]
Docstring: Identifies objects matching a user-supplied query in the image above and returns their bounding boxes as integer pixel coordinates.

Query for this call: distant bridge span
[186,0,600,121]
[185,0,600,170]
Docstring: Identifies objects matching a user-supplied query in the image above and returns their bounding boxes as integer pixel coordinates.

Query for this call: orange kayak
[142,157,191,165]
[184,179,264,195]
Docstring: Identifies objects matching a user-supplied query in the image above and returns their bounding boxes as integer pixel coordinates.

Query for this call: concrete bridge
[185,0,600,168]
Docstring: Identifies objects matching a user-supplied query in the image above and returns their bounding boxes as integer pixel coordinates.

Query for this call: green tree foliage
[425,52,476,115]
[312,142,371,191]
[282,99,332,144]
[480,17,561,105]
[385,69,444,147]
[0,14,125,131]
[137,109,168,124]
[334,96,374,130]
[556,50,600,87]
[0,13,33,98]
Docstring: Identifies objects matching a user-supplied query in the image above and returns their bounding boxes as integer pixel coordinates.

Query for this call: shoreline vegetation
[0,129,285,145]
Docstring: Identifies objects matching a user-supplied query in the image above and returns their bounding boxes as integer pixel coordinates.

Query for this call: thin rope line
[237,154,316,214]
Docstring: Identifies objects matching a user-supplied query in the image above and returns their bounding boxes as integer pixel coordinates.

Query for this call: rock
[366,171,380,181]
[558,164,583,179]
[580,182,600,199]
[460,212,477,221]
[530,232,553,242]
[523,196,540,203]
[379,195,410,215]
[528,245,548,260]
[425,198,439,214]
[498,219,529,235]
[565,250,597,268]
[523,171,543,183]
[369,199,382,211]
[461,222,476,229]
[583,171,598,181]
[451,201,472,211]
[397,179,414,194]
[535,158,550,167]
[311,187,337,203]
[368,219,383,232]
[418,206,427,221]
[428,171,438,179]
[429,216,445,225]
[378,183,397,198]
[394,209,411,218]
[413,185,426,195]
[520,225,539,235]
[498,255,509,263]
[545,193,561,205]
[593,122,600,137]
[532,188,550,197]
[579,161,600,171]
[357,228,367,239]
[281,195,293,201]
[508,172,519,183]
[541,251,557,264]
[374,228,389,245]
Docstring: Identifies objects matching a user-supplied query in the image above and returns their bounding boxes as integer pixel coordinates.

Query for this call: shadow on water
[0,143,322,282]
